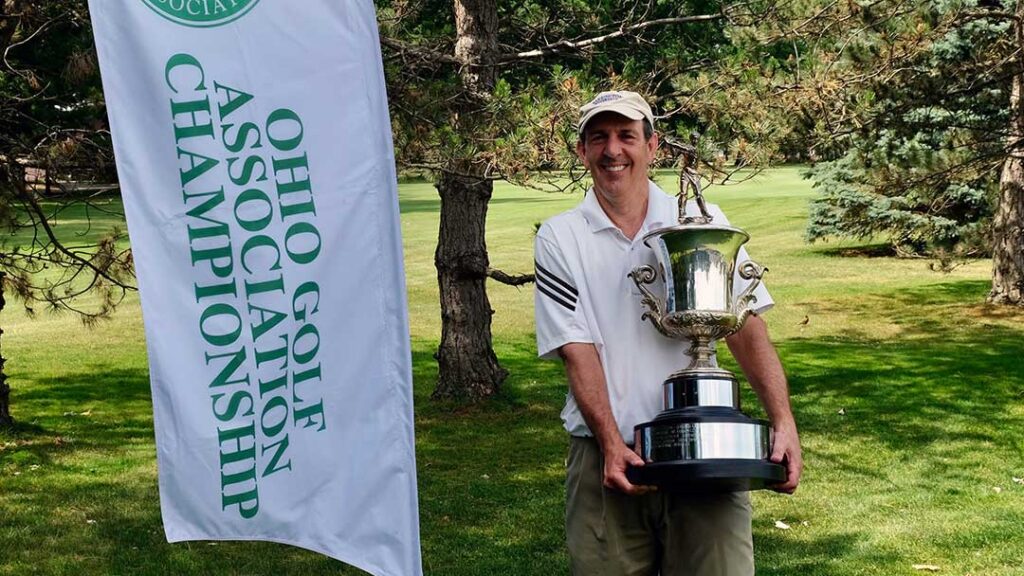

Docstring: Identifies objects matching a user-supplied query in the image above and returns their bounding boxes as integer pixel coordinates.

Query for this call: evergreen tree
[379,0,779,400]
[799,0,1016,276]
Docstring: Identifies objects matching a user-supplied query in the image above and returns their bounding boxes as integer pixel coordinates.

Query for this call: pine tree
[380,0,771,400]
[798,0,1018,287]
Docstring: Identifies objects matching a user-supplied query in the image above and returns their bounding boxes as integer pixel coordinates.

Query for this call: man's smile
[600,162,629,173]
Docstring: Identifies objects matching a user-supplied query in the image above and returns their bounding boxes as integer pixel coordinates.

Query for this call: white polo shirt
[534,181,773,442]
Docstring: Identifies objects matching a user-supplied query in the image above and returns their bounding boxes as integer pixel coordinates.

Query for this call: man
[534,91,802,575]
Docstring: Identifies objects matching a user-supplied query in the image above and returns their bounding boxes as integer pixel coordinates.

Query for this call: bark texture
[433,173,507,400]
[431,0,508,401]
[989,6,1024,306]
[453,0,499,97]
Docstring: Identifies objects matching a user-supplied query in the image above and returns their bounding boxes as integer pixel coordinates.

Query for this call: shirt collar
[580,180,677,236]
[642,180,676,233]
[579,187,617,233]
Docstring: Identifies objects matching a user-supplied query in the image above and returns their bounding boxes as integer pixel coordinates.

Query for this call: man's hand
[602,441,655,495]
[769,422,802,494]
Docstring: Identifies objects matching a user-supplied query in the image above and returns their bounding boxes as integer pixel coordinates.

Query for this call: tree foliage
[795,0,1013,261]
[0,1,133,318]
[378,0,798,401]
[1,0,1017,424]
[381,0,800,183]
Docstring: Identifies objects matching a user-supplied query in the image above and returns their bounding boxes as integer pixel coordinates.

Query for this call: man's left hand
[769,422,802,494]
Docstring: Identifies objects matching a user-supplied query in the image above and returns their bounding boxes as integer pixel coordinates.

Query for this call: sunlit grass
[2,167,1024,575]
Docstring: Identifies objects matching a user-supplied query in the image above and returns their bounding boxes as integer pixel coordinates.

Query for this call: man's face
[576,112,658,201]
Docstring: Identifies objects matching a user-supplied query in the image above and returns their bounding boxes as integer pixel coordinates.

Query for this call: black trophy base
[626,459,786,493]
[629,368,785,493]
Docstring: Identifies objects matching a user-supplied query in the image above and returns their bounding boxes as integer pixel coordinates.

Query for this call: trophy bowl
[627,223,785,492]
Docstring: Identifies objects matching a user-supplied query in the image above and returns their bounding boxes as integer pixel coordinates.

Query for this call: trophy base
[631,369,782,493]
[626,459,785,493]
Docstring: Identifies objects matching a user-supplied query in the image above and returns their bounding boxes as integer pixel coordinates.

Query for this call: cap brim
[578,106,648,135]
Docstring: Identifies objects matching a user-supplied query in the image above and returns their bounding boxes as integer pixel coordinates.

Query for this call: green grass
[3,166,1024,575]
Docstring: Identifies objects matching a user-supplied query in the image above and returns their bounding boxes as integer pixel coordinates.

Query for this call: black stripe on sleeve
[537,282,576,312]
[536,273,577,305]
[534,261,578,296]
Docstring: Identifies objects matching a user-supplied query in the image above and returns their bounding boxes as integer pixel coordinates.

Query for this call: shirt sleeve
[534,227,592,360]
[707,204,775,316]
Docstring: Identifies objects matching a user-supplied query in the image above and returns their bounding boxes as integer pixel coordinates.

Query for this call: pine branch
[379,36,459,66]
[962,10,1019,22]
[486,267,535,286]
[385,12,727,70]
[3,13,62,79]
[501,14,725,62]
[400,161,503,181]
[17,187,135,292]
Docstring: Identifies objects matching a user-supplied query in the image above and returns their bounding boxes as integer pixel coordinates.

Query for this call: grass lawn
[2,166,1024,575]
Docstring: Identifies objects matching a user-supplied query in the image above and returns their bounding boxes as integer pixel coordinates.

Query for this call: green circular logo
[141,0,261,28]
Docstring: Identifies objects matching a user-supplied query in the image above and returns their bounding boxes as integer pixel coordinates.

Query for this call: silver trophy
[625,150,784,491]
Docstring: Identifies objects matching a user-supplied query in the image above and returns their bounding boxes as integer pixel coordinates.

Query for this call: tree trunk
[989,5,1024,306]
[453,0,498,96]
[431,0,507,401]
[0,271,11,429]
[432,173,507,400]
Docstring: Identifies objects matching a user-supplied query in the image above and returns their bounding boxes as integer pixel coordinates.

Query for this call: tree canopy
[799,0,1013,265]
[379,0,800,400]
[0,1,132,318]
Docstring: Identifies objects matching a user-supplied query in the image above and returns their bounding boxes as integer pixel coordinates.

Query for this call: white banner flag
[89,1,421,574]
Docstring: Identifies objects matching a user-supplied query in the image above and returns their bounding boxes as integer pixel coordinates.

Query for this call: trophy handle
[731,261,767,334]
[628,265,671,337]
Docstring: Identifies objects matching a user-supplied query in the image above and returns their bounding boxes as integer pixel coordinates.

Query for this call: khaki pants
[566,437,755,576]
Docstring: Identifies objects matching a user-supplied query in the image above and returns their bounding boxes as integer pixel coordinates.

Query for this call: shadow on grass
[17,367,152,404]
[1,471,367,575]
[0,363,368,575]
[1,368,154,471]
[409,338,570,575]
[754,529,898,576]
[812,243,898,258]
[888,279,992,304]
[2,342,572,576]
[1,418,46,435]
[776,279,1024,480]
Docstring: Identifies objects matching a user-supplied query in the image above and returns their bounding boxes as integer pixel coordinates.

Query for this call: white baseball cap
[577,91,655,136]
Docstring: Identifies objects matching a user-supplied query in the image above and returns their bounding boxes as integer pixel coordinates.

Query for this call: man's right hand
[602,441,656,495]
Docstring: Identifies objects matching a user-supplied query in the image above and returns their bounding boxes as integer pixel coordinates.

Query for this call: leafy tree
[379,0,789,401]
[6,0,917,422]
[0,1,133,427]
[794,0,1023,302]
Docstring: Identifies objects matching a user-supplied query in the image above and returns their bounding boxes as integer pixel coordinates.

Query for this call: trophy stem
[686,334,717,371]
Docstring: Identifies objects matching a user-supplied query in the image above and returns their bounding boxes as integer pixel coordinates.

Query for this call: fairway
[2,167,1023,575]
